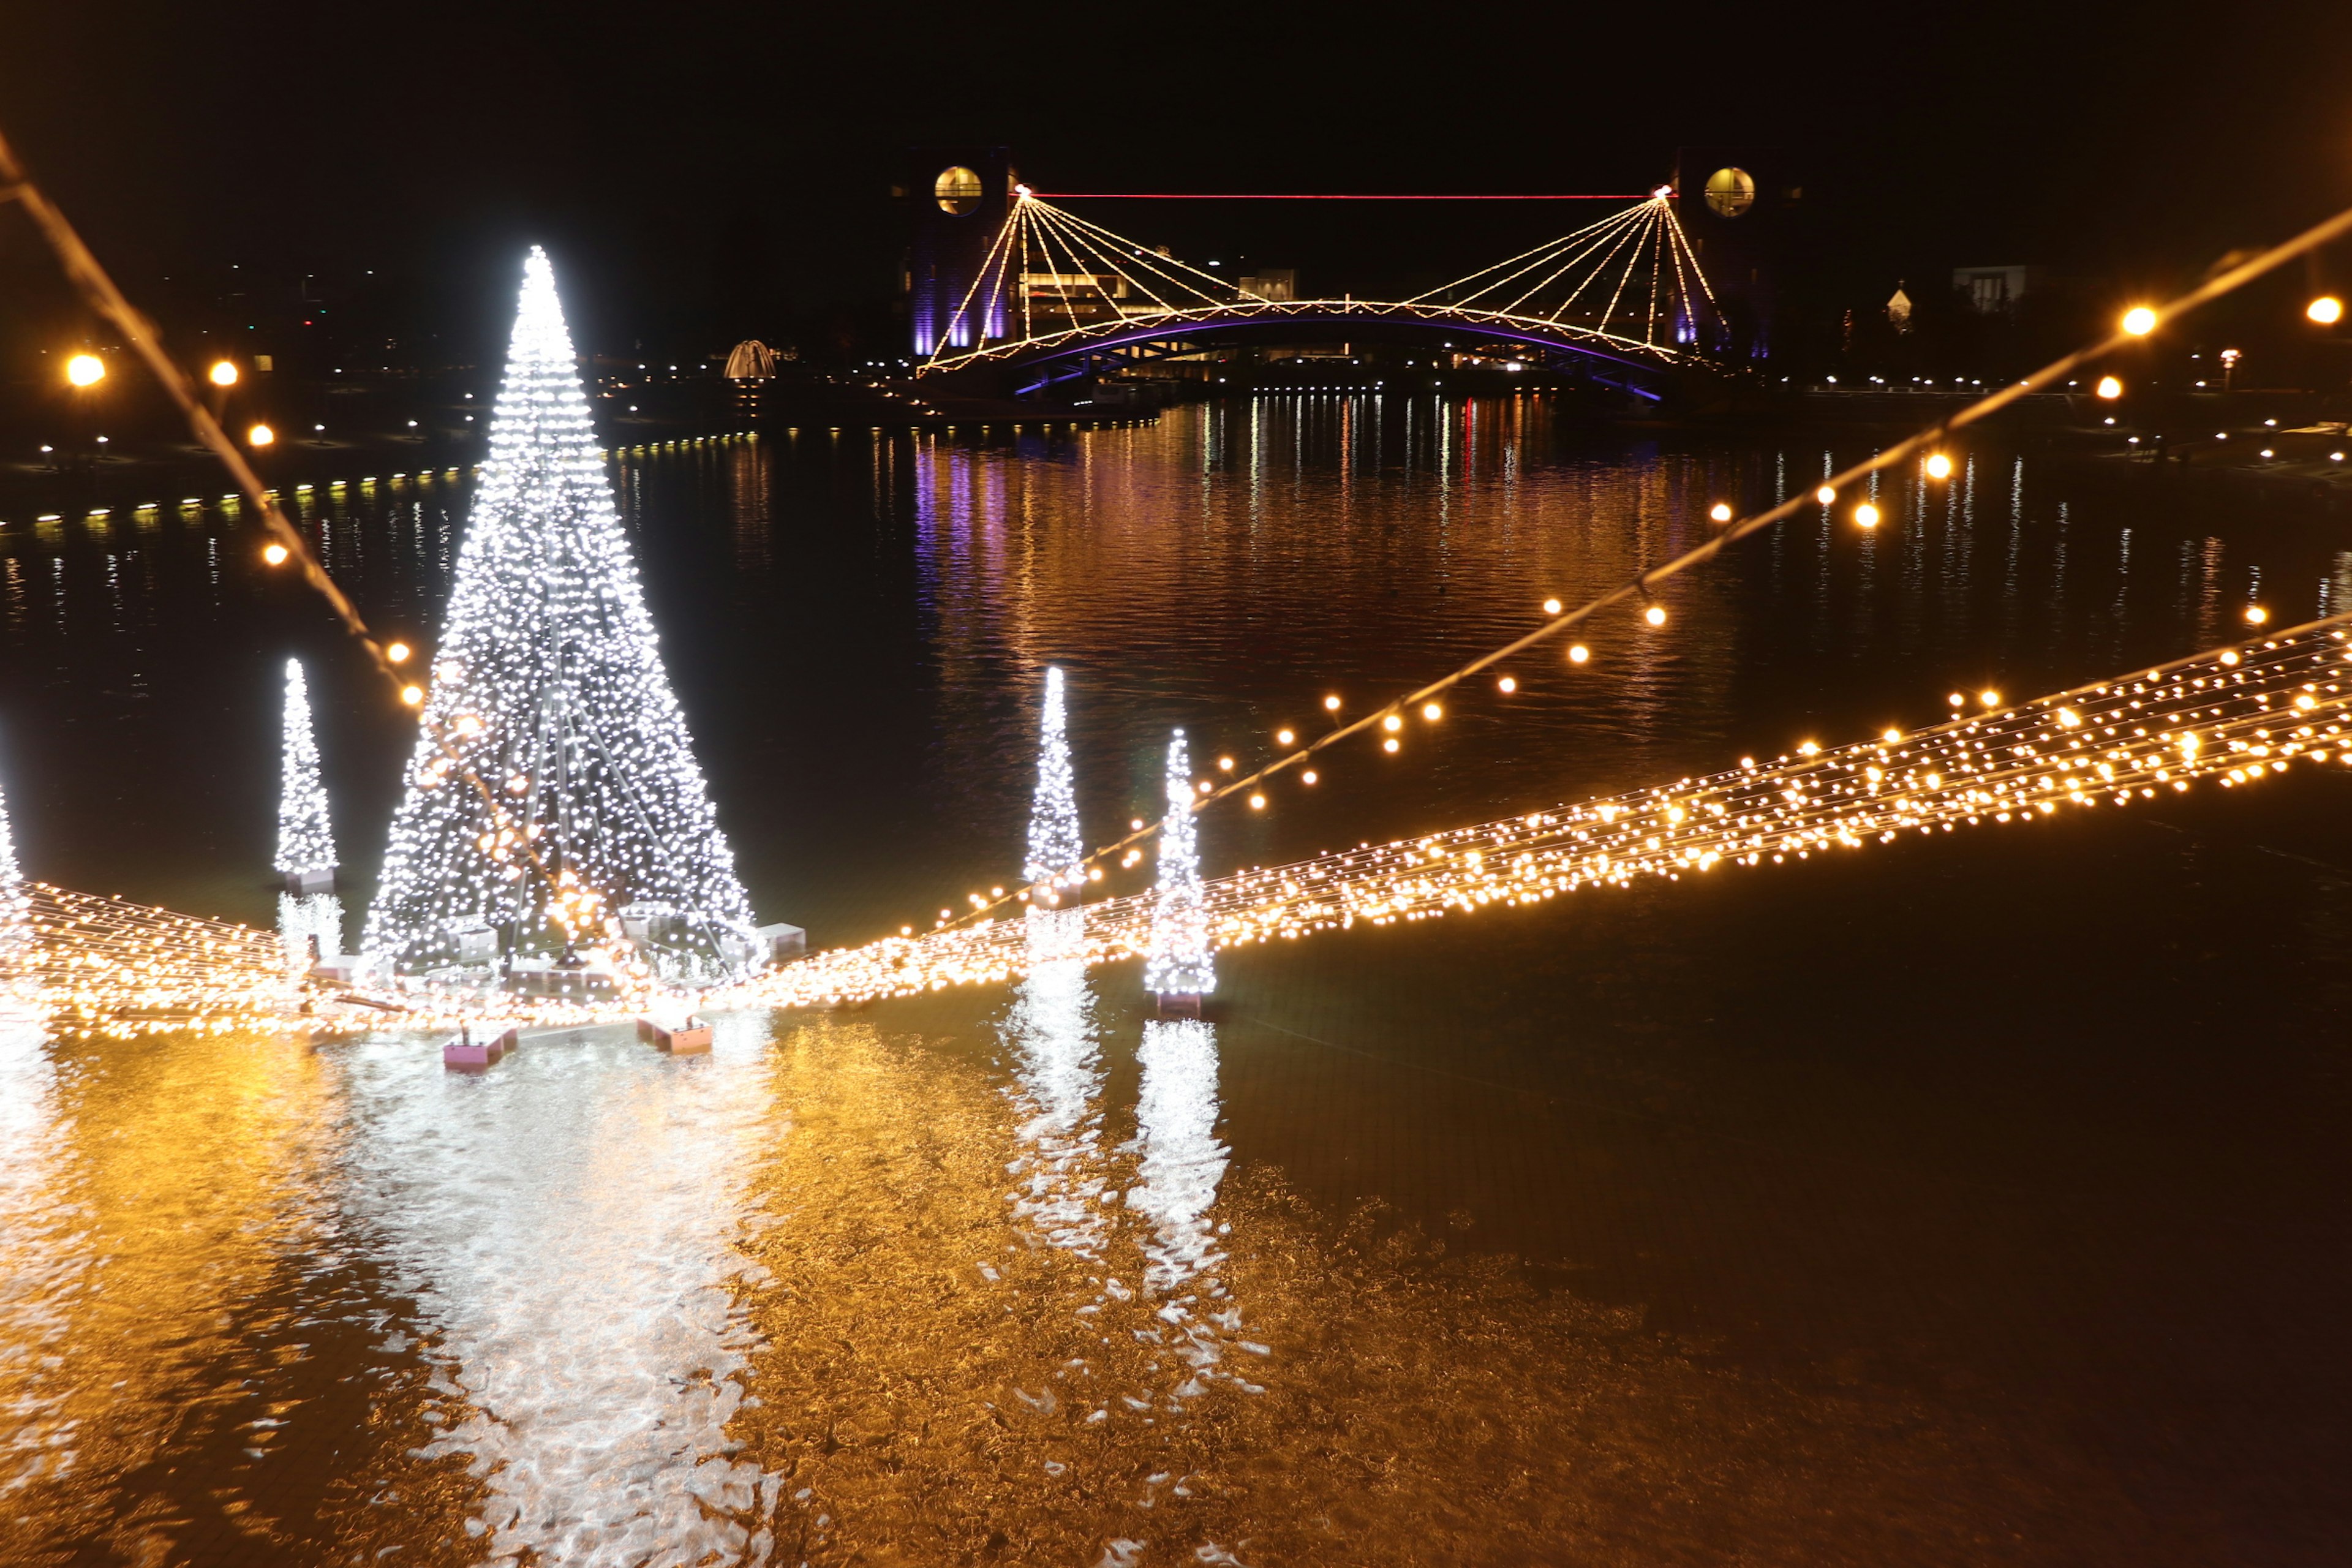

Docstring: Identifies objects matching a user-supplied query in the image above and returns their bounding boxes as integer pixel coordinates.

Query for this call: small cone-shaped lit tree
[1023,666,1086,960]
[0,757,28,963]
[363,247,756,977]
[1144,728,1213,1009]
[274,658,343,964]
[276,659,338,891]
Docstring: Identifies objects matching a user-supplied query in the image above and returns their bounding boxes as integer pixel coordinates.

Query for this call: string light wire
[932,190,2352,932]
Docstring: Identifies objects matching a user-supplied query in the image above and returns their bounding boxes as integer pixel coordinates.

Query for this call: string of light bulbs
[18,616,2347,1036]
[723,614,2352,1012]
[925,190,2352,936]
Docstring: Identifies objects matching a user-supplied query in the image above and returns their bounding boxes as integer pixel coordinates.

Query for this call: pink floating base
[442,1028,519,1071]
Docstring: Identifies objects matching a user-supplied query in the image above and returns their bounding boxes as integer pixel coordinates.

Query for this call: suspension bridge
[911,189,1732,402]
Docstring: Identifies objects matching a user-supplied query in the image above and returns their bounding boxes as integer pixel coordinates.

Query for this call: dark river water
[3,398,2351,1565]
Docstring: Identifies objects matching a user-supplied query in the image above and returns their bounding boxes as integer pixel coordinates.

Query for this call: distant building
[1886,285,1913,333]
[1953,265,2048,314]
[1238,268,1297,301]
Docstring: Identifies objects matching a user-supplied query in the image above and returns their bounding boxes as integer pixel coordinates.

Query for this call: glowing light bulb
[2095,375,2123,400]
[1276,728,1295,746]
[1497,675,1517,693]
[2307,296,2343,326]
[1708,502,1733,523]
[1382,714,1403,732]
[1249,794,1266,810]
[208,360,239,388]
[1302,769,1319,784]
[1643,605,1667,627]
[65,354,105,387]
[1815,485,1836,505]
[1853,502,1880,528]
[1382,737,1400,753]
[1421,702,1442,720]
[1542,598,1563,615]
[385,641,412,664]
[1948,692,1965,706]
[400,684,424,706]
[1979,688,2000,707]
[262,542,290,565]
[248,422,276,447]
[1924,453,1952,479]
[2244,605,2268,625]
[2121,306,2157,336]
[1882,728,1902,743]
[2221,650,2239,666]
[1568,644,1590,664]
[1323,695,1341,711]
[1218,756,1235,771]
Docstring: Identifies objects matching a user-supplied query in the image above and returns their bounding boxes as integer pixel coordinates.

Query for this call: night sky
[2,0,2346,361]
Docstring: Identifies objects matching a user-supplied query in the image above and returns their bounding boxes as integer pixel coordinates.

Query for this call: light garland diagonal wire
[736,616,2352,1009]
[931,191,2352,933]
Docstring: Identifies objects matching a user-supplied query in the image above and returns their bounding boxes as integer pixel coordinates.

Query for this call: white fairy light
[1144,729,1214,1002]
[0,758,28,965]
[1022,666,1085,905]
[362,247,757,979]
[274,658,339,888]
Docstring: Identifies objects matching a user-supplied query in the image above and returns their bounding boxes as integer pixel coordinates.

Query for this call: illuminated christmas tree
[1144,728,1214,1003]
[363,247,757,977]
[274,658,343,963]
[1023,666,1086,959]
[0,758,27,962]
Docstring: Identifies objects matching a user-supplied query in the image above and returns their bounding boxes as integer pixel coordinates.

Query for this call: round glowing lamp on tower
[2120,306,2158,337]
[65,353,105,388]
[208,360,240,388]
[2095,376,2124,401]
[248,422,276,448]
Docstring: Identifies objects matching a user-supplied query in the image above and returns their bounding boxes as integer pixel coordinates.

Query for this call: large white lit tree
[274,658,343,963]
[0,759,28,964]
[1144,728,1214,1005]
[363,247,757,977]
[1023,666,1087,959]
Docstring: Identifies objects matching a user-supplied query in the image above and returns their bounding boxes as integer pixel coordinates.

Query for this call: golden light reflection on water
[731,997,2101,1566]
[0,1027,478,1566]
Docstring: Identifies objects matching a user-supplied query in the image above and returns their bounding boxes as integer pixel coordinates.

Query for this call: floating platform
[636,1017,712,1055]
[443,1027,519,1071]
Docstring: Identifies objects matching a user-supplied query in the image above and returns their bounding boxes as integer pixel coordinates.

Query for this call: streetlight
[2310,296,2345,326]
[2121,307,2158,336]
[2096,375,2124,399]
[247,422,275,447]
[208,360,239,388]
[65,353,105,387]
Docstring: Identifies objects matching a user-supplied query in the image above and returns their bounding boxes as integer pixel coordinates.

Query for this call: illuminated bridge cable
[934,190,2352,933]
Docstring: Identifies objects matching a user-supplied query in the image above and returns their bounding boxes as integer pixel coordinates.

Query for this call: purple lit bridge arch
[907,191,1736,402]
[917,298,1694,401]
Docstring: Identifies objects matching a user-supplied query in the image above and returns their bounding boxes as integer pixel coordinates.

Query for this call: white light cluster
[1142,728,1214,998]
[361,248,757,978]
[0,763,28,968]
[275,658,339,881]
[1023,665,1085,904]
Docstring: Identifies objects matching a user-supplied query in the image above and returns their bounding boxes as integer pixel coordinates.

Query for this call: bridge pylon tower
[904,146,1018,360]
